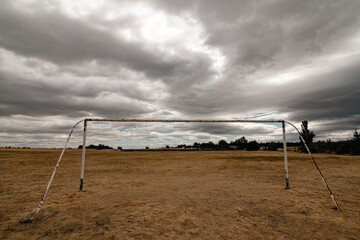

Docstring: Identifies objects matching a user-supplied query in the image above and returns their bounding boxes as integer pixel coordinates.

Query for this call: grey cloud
[313,116,360,139]
[0,0,217,96]
[152,0,360,122]
[183,123,273,136]
[153,122,276,137]
[0,72,153,118]
[163,52,215,93]
[1,0,360,147]
[0,1,183,79]
[153,0,360,68]
[164,54,360,127]
[1,121,71,135]
[163,83,251,117]
[280,60,360,122]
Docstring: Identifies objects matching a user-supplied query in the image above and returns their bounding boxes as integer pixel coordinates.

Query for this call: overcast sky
[1,0,360,148]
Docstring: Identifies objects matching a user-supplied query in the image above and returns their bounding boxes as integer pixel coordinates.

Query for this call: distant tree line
[310,139,360,155]
[174,136,261,151]
[1,146,31,149]
[3,120,359,155]
[297,121,360,155]
[171,139,298,152]
[78,144,113,150]
[164,120,359,155]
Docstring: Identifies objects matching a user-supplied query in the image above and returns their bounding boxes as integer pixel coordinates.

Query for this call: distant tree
[231,136,248,150]
[165,145,170,148]
[199,141,216,150]
[351,129,360,155]
[246,140,260,151]
[145,146,149,149]
[117,146,122,150]
[97,144,113,150]
[218,139,229,149]
[299,120,316,152]
[300,120,316,144]
[266,142,282,151]
[353,129,360,142]
[84,144,113,150]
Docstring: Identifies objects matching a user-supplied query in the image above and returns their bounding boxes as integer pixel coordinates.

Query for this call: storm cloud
[0,0,359,148]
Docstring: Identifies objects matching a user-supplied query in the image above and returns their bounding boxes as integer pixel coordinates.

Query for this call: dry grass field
[1,148,359,239]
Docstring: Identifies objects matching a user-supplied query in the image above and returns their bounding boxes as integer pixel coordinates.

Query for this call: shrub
[247,141,260,151]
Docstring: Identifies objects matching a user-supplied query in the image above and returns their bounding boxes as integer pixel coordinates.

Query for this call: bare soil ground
[0,149,359,239]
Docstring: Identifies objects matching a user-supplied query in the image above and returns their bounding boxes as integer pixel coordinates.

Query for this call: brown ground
[0,149,359,239]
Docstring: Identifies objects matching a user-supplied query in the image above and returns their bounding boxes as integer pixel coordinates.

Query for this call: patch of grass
[228,156,309,161]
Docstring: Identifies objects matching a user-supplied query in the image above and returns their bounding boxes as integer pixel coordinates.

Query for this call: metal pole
[80,120,87,191]
[282,121,290,189]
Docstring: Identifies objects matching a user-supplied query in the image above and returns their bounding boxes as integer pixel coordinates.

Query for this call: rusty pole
[35,119,84,215]
[282,121,290,189]
[80,120,87,191]
[285,121,340,210]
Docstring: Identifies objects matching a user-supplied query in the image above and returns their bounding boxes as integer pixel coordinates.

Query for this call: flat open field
[1,149,359,239]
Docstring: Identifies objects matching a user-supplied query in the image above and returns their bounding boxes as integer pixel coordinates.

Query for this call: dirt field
[0,149,359,239]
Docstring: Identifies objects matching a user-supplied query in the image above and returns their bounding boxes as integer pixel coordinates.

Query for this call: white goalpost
[34,119,340,216]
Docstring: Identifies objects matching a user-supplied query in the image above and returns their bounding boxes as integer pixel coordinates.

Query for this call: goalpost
[35,119,340,216]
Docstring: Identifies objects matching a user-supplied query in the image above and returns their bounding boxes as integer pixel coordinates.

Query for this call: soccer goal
[35,119,340,215]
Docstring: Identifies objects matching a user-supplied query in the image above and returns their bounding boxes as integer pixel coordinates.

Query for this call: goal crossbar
[35,119,340,215]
